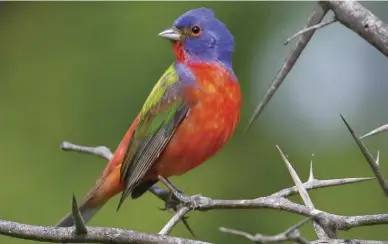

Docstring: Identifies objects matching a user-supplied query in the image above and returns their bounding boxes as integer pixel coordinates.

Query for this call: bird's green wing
[117,63,189,210]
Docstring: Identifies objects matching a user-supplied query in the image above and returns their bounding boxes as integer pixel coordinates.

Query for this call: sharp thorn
[360,124,388,139]
[71,194,87,235]
[308,160,315,182]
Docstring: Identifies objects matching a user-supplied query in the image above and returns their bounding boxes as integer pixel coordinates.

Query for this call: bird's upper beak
[158,27,182,41]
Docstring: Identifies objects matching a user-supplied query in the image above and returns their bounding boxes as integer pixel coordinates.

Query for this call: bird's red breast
[148,62,241,177]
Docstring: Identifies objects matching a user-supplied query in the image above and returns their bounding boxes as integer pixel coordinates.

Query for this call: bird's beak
[158,27,182,41]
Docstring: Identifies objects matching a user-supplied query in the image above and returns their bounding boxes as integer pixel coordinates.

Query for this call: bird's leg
[158,175,206,210]
[162,177,184,194]
[158,176,187,201]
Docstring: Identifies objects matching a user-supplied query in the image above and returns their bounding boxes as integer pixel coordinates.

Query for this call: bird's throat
[172,42,186,63]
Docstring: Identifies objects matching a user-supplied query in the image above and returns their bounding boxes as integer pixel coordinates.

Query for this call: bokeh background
[1,2,388,243]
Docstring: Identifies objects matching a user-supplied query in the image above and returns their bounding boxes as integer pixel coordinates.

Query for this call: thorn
[71,194,87,235]
[182,217,196,238]
[276,145,314,207]
[340,114,388,196]
[284,216,315,235]
[360,124,388,139]
[376,150,380,166]
[284,18,337,45]
[328,177,376,185]
[308,160,315,182]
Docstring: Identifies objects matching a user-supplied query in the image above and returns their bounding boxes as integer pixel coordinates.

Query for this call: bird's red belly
[151,97,239,178]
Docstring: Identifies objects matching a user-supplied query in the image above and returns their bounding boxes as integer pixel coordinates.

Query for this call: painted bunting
[56,7,241,228]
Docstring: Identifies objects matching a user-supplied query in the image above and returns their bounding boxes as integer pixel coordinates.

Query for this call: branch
[157,167,387,235]
[284,18,337,45]
[340,115,388,196]
[0,219,208,244]
[60,141,113,160]
[321,0,388,57]
[159,207,191,235]
[312,240,388,244]
[219,217,312,244]
[220,217,388,244]
[245,3,328,130]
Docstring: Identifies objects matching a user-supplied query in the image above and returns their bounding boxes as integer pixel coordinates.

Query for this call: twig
[60,141,113,160]
[245,3,328,131]
[0,219,208,244]
[219,217,312,244]
[284,18,337,45]
[312,240,388,244]
[322,0,388,57]
[71,195,87,235]
[340,114,388,196]
[360,124,388,139]
[276,146,331,239]
[159,207,191,235]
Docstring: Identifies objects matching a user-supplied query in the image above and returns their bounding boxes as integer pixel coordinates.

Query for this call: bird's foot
[158,176,208,210]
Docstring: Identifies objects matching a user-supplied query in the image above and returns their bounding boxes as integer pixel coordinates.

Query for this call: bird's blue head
[159,8,235,66]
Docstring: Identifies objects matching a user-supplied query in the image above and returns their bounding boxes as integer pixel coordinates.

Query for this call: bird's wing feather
[117,63,190,210]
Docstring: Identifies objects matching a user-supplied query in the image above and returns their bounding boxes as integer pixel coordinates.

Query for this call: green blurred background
[1,1,388,243]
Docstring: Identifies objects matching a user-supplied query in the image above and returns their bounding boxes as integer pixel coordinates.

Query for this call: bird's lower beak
[158,27,182,41]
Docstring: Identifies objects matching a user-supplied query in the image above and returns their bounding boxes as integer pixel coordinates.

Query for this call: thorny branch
[246,0,388,130]
[245,2,328,131]
[340,115,388,196]
[220,217,312,244]
[0,139,383,243]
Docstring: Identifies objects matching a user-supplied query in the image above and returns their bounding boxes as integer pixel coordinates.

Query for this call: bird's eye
[190,25,202,37]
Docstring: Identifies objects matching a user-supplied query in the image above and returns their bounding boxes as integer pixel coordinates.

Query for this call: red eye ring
[191,25,202,37]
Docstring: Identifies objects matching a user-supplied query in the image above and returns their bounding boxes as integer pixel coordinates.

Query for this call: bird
[56,7,241,229]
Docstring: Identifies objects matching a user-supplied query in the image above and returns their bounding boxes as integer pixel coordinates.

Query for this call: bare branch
[322,0,388,57]
[0,219,208,244]
[312,240,388,244]
[159,207,191,235]
[340,114,388,196]
[156,182,388,232]
[220,215,388,244]
[245,3,328,131]
[60,141,113,160]
[360,124,388,139]
[71,195,87,235]
[285,18,337,45]
[220,217,312,244]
